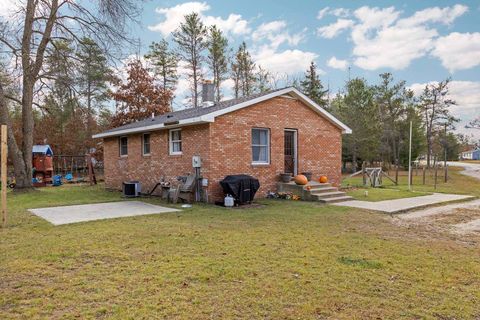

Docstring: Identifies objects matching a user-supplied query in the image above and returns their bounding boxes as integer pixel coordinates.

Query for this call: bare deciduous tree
[0,0,140,188]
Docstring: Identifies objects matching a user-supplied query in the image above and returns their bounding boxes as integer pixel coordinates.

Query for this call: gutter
[92,116,214,139]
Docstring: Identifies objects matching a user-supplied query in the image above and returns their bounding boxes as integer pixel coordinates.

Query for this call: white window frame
[119,136,128,157]
[251,128,270,165]
[142,133,151,156]
[169,129,182,155]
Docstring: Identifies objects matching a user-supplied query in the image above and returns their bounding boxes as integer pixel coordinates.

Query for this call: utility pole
[408,121,412,191]
[444,123,448,182]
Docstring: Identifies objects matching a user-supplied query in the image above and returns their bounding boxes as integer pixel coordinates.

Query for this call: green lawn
[345,187,430,201]
[342,165,480,201]
[1,183,479,319]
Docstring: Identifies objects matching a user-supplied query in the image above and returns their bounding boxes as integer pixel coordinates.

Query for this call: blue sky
[130,0,480,139]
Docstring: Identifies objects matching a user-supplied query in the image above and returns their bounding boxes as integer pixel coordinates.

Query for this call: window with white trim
[142,133,151,155]
[169,129,182,155]
[119,136,128,156]
[252,128,269,164]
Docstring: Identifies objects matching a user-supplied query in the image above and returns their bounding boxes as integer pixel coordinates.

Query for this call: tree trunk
[426,133,432,168]
[20,80,34,188]
[0,83,30,188]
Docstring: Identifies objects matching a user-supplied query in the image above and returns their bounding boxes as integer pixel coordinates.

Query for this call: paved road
[447,161,480,180]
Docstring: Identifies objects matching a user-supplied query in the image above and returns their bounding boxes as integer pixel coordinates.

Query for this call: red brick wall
[103,124,210,195]
[207,96,342,201]
[103,96,342,202]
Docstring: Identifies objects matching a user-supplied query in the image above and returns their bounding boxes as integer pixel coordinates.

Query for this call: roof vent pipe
[202,80,215,107]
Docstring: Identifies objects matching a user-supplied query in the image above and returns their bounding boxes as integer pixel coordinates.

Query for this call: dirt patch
[390,201,480,245]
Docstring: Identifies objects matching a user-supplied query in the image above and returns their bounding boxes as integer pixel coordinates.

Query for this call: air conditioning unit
[123,181,141,197]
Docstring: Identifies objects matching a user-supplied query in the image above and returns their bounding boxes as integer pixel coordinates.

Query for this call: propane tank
[224,194,234,207]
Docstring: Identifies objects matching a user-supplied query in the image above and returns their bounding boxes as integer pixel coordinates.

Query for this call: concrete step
[312,191,348,199]
[310,187,338,194]
[308,183,332,189]
[318,196,354,204]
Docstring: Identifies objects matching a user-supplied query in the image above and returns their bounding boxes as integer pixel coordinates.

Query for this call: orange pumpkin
[294,174,308,185]
[319,175,328,183]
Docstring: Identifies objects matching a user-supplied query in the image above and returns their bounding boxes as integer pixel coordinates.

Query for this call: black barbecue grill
[220,175,260,204]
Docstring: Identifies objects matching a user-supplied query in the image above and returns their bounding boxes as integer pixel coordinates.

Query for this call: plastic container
[224,194,234,207]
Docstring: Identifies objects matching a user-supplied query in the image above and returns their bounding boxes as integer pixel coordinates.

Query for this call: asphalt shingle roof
[101,87,288,135]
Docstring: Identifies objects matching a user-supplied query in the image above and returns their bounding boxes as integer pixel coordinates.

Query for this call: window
[169,129,182,155]
[252,128,269,164]
[142,133,151,155]
[119,136,128,156]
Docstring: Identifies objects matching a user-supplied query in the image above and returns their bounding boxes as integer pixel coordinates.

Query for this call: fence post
[362,161,367,187]
[445,164,448,183]
[422,166,426,185]
[1,125,7,228]
[395,159,399,185]
[434,164,438,190]
[409,163,414,187]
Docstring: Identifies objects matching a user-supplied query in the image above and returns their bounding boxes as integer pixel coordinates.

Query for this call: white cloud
[353,24,438,70]
[148,1,250,36]
[409,81,480,139]
[338,5,469,70]
[250,20,310,74]
[331,8,350,18]
[397,4,468,27]
[353,6,399,30]
[254,48,318,75]
[252,20,305,50]
[317,19,354,39]
[431,32,480,72]
[317,7,350,20]
[327,56,348,70]
[317,7,330,20]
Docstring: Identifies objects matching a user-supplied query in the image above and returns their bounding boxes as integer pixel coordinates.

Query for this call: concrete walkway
[332,193,474,213]
[397,198,480,220]
[30,201,180,225]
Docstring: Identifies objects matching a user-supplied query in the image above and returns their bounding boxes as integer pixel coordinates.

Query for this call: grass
[345,187,430,201]
[342,165,480,201]
[1,183,480,319]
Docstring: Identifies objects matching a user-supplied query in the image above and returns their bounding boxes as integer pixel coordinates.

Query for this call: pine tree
[206,25,229,102]
[300,61,328,107]
[330,78,380,171]
[145,39,179,93]
[172,12,208,107]
[76,38,113,148]
[417,79,459,167]
[256,66,272,93]
[231,42,256,98]
[373,73,414,164]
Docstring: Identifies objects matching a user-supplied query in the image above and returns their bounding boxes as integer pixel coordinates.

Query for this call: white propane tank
[224,194,234,207]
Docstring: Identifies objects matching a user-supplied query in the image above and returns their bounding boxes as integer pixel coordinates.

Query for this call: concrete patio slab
[29,201,180,225]
[332,193,474,214]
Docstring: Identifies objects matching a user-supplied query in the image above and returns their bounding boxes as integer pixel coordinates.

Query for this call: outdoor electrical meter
[192,156,202,168]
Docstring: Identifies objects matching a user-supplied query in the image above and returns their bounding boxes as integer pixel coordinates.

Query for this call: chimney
[202,80,215,107]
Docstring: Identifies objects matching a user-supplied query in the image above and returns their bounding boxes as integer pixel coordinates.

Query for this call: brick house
[93,86,351,202]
